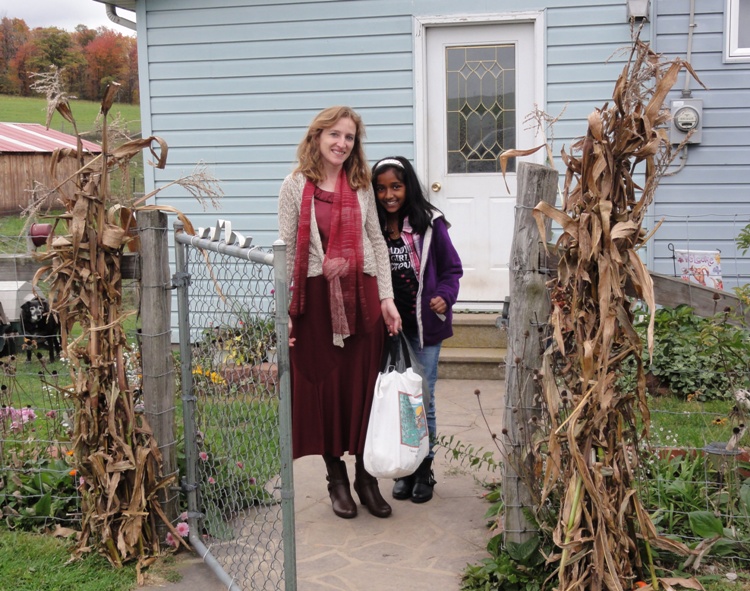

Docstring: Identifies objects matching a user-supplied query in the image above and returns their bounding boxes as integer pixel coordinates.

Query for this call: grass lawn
[0,94,140,138]
[648,395,738,450]
[0,531,138,591]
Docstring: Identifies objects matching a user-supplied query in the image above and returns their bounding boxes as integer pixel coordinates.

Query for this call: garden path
[141,378,502,591]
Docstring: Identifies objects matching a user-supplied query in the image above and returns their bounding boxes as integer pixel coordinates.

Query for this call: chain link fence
[174,223,295,590]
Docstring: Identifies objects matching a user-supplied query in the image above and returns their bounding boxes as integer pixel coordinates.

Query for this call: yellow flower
[712,417,727,426]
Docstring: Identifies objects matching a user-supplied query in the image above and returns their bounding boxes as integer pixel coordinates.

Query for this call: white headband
[373,158,404,171]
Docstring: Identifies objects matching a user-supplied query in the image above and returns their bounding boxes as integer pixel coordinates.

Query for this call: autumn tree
[0,17,29,93]
[83,29,130,101]
[0,18,138,103]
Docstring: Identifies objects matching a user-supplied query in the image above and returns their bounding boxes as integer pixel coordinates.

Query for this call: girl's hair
[294,106,370,190]
[371,156,440,235]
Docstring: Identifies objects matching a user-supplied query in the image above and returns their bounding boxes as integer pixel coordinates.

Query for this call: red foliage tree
[0,18,138,103]
[83,29,130,100]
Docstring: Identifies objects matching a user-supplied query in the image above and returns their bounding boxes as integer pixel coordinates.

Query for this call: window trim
[725,0,750,62]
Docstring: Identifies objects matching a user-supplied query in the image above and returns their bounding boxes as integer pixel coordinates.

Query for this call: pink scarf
[289,170,368,344]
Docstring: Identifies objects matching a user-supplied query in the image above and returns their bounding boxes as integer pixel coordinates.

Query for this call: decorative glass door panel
[446,45,516,174]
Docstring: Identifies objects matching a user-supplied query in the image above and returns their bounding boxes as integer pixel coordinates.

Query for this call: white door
[425,22,538,307]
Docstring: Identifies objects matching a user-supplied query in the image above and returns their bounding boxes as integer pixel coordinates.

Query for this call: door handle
[431,182,441,192]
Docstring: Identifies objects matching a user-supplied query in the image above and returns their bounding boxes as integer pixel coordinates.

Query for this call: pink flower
[176,522,190,537]
[249,477,257,485]
[199,452,208,461]
[179,511,188,522]
[79,476,85,487]
[21,407,36,423]
[10,421,21,432]
[208,477,216,485]
[165,532,178,548]
[236,462,244,469]
[46,410,57,419]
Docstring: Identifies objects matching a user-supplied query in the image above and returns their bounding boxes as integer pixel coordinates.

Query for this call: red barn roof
[0,122,101,154]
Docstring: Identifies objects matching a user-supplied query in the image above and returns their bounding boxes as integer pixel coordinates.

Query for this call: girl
[371,156,463,503]
[278,107,401,519]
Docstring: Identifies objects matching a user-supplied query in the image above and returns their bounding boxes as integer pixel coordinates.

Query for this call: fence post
[503,161,558,545]
[273,239,297,590]
[138,210,177,534]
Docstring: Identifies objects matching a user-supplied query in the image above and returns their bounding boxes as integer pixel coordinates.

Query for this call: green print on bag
[399,390,427,447]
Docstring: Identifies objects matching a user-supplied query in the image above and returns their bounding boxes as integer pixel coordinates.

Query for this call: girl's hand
[381,298,402,335]
[288,318,296,347]
[429,296,447,315]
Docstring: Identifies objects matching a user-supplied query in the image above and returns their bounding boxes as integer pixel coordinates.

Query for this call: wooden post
[138,210,177,532]
[503,161,558,545]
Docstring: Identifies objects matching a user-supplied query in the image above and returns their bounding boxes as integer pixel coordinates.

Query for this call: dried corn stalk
[533,40,702,591]
[32,83,203,570]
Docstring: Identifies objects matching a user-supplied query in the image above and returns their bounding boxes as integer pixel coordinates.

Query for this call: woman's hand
[288,318,296,347]
[381,298,402,336]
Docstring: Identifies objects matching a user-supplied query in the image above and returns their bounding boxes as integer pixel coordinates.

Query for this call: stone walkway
[141,378,503,590]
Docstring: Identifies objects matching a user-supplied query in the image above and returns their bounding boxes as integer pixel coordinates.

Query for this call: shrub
[635,305,750,401]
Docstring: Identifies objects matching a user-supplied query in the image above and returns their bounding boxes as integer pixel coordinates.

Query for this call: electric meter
[673,106,700,132]
[669,99,703,144]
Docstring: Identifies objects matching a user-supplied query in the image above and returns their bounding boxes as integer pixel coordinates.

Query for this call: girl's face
[374,168,406,215]
[317,117,356,170]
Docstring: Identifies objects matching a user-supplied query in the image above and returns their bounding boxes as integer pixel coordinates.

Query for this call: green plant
[461,535,552,591]
[437,434,500,473]
[634,305,750,401]
[201,315,276,367]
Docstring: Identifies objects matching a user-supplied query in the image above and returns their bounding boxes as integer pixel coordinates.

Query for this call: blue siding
[139,0,643,247]
[653,0,750,288]
[136,0,750,292]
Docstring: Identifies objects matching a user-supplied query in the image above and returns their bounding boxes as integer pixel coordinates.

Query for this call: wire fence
[174,226,295,590]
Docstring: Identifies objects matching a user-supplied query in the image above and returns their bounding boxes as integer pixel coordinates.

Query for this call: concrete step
[438,347,506,380]
[448,313,507,349]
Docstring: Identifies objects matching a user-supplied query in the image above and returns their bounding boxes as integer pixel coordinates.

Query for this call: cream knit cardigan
[278,171,394,307]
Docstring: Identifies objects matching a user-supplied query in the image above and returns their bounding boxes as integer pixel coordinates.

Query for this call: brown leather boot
[323,455,357,519]
[353,455,392,518]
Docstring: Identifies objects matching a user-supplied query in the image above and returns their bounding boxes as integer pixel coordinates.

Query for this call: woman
[278,106,401,519]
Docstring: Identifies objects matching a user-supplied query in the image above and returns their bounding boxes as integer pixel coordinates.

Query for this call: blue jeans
[404,332,441,459]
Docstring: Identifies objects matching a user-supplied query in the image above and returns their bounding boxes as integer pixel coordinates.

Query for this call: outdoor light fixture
[626,0,650,21]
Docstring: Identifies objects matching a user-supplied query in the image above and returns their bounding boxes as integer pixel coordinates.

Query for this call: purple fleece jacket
[414,212,463,347]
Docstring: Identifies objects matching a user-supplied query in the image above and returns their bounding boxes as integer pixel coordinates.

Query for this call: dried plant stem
[559,473,584,583]
[535,36,703,590]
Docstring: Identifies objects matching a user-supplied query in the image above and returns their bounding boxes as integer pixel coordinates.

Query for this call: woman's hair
[371,156,440,235]
[294,106,370,190]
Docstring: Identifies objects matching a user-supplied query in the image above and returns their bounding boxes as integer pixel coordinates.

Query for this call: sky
[0,0,135,33]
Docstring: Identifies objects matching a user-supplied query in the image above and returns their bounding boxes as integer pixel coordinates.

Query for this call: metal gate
[174,221,295,591]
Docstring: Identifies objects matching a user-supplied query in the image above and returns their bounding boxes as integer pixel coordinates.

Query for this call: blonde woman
[278,106,401,519]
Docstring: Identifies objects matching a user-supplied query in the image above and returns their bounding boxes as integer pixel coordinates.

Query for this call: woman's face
[317,117,356,170]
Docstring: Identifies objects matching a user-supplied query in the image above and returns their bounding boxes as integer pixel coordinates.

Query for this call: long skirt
[290,275,385,459]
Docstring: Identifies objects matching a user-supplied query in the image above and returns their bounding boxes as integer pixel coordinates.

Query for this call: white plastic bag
[363,334,429,478]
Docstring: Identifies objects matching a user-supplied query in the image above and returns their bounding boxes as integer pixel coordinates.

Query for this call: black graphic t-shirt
[386,235,419,333]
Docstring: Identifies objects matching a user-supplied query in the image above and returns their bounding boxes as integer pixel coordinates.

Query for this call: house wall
[137,0,648,247]
[652,0,750,288]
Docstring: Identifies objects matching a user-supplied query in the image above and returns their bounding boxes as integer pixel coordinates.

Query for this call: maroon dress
[289,188,385,459]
